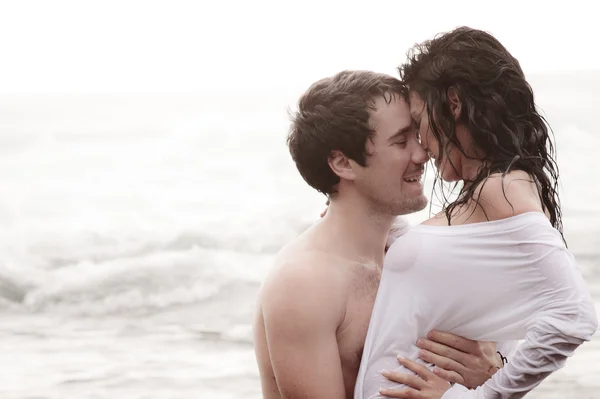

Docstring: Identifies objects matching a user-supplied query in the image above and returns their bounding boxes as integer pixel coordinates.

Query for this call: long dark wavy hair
[398,26,564,241]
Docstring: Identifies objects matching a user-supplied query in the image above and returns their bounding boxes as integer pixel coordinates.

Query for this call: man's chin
[396,196,429,215]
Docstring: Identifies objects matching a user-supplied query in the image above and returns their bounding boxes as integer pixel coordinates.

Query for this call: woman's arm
[380,238,597,399]
[442,239,597,398]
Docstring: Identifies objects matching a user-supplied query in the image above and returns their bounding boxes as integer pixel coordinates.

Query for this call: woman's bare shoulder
[474,170,546,221]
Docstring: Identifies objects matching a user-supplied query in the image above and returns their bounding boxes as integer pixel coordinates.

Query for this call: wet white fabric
[386,216,412,250]
[355,212,598,399]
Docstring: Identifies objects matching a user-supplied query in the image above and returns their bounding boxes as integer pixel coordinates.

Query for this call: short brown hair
[287,70,406,195]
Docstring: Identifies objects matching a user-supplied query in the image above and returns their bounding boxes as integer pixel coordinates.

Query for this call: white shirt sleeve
[441,239,598,399]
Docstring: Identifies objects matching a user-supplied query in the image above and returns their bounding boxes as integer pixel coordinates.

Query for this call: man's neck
[317,195,394,267]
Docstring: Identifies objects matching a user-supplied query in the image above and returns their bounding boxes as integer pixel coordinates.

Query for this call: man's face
[352,95,429,215]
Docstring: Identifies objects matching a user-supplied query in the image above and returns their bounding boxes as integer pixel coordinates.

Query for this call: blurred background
[0,1,598,398]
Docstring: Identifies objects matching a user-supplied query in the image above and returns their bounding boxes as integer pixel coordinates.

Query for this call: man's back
[253,222,382,398]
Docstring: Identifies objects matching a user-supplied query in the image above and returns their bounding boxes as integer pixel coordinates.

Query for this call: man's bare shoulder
[263,245,347,298]
[271,229,353,279]
[258,242,349,325]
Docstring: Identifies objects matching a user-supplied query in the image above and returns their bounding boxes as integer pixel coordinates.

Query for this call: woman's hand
[380,356,451,399]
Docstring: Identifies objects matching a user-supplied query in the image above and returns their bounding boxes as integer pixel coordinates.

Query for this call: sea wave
[0,246,272,317]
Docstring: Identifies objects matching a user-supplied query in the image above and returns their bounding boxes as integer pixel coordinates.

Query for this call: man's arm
[261,261,346,398]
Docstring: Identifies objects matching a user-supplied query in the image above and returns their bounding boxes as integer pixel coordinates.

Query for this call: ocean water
[0,73,599,398]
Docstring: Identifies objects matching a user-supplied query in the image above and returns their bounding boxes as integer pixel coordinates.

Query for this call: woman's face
[408,91,466,182]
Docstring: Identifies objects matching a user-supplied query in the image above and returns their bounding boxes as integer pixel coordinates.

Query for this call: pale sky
[0,0,597,93]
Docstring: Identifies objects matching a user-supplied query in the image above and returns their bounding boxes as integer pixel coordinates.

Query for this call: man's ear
[447,87,462,121]
[328,150,356,181]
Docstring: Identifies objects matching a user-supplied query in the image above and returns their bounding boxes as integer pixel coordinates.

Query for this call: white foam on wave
[0,246,272,316]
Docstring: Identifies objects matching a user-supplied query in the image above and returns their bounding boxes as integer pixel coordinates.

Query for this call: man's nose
[413,141,429,164]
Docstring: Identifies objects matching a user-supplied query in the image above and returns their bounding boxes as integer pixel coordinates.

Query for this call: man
[252,70,504,399]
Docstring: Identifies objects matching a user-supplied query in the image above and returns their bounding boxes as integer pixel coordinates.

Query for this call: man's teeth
[404,176,421,182]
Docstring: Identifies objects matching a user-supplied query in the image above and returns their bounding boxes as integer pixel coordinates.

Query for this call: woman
[354,27,598,399]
